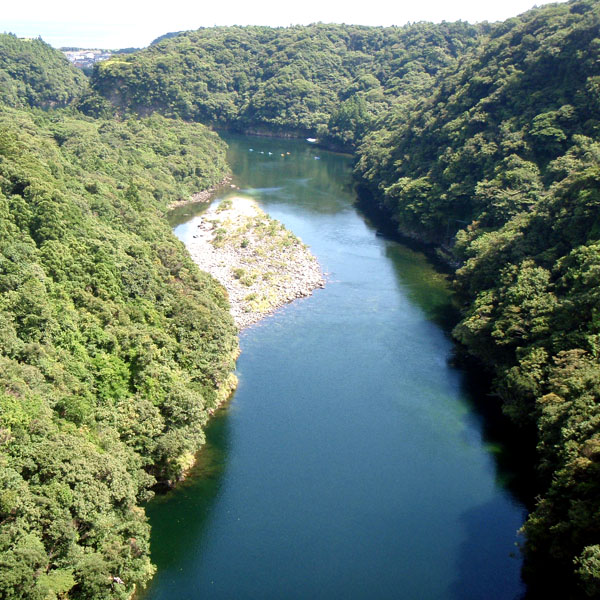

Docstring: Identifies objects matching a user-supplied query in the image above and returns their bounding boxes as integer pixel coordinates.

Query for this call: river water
[146,134,528,599]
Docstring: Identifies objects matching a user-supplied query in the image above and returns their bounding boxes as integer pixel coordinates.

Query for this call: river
[145,134,528,599]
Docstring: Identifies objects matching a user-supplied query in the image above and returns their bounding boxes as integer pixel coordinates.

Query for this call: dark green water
[147,135,527,599]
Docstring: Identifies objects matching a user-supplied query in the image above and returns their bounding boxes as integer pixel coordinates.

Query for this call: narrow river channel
[144,134,528,599]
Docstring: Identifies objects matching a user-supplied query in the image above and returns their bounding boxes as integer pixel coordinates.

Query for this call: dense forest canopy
[0,34,88,109]
[0,36,238,600]
[89,22,485,148]
[355,0,600,242]
[3,1,600,597]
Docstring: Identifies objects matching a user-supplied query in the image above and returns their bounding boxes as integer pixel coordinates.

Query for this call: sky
[3,0,567,49]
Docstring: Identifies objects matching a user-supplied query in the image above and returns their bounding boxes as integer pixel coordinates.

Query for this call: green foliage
[2,3,600,596]
[356,0,600,242]
[90,22,483,148]
[0,106,237,598]
[0,34,87,109]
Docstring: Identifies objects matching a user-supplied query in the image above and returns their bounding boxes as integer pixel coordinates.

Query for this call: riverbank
[167,175,233,209]
[186,196,325,329]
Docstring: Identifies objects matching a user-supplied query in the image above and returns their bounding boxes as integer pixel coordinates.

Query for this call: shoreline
[153,195,324,507]
[167,175,233,209]
[185,196,325,330]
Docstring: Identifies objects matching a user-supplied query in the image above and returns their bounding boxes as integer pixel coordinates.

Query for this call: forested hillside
[355,0,600,243]
[356,1,600,596]
[0,34,88,109]
[0,37,238,600]
[90,22,484,148]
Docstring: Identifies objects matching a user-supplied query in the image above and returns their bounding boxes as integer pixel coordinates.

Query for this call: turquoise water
[147,135,527,599]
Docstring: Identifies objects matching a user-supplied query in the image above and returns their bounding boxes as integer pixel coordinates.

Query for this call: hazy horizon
[4,0,567,49]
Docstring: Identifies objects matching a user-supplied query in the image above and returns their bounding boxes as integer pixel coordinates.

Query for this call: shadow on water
[354,194,459,330]
[166,199,211,229]
[383,242,460,330]
[139,405,232,598]
[355,192,538,599]
[355,184,537,506]
[449,498,528,600]
[459,370,538,508]
[354,192,456,271]
[448,366,537,600]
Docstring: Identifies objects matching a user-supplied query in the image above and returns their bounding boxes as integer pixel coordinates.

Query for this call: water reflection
[365,209,534,599]
[141,406,232,597]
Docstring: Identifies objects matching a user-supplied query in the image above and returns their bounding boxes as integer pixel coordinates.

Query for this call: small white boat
[306,138,317,143]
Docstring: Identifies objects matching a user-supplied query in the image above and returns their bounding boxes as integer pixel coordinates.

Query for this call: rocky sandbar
[187,196,325,329]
